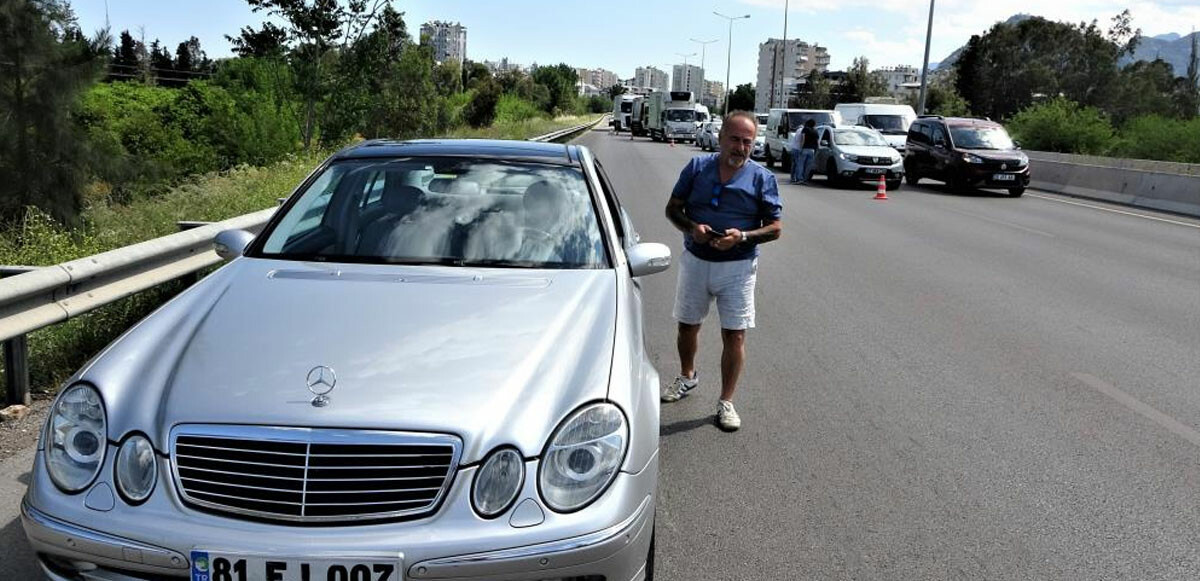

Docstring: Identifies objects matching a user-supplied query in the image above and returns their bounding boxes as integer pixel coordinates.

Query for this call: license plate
[864,168,887,174]
[992,173,1016,181]
[191,551,400,581]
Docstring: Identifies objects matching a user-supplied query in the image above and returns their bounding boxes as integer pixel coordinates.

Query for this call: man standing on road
[792,118,819,184]
[662,110,783,431]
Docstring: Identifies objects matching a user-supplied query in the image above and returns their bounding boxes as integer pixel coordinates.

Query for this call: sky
[73,0,1200,89]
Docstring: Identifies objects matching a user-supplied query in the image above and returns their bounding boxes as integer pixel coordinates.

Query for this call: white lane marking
[942,207,1057,238]
[1073,372,1200,448]
[1028,193,1200,229]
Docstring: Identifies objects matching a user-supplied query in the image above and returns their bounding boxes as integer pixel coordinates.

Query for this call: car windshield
[619,102,632,113]
[861,115,908,135]
[950,126,1016,150]
[254,157,609,269]
[788,111,833,128]
[834,129,889,146]
[666,109,696,122]
[757,124,765,136]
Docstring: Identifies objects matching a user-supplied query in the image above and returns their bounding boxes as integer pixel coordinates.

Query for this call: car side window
[908,123,925,145]
[592,158,635,248]
[932,126,947,147]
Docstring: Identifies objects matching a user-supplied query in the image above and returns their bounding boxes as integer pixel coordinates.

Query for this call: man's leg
[678,322,701,379]
[719,328,745,401]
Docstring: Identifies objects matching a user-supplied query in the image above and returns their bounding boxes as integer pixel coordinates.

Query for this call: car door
[929,124,953,179]
[814,128,833,174]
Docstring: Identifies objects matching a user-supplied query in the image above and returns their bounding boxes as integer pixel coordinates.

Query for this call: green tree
[464,79,501,127]
[433,59,462,96]
[727,83,755,112]
[0,0,106,225]
[226,21,289,59]
[242,0,385,148]
[841,56,888,103]
[531,63,578,114]
[794,68,832,109]
[955,14,1137,120]
[111,29,139,79]
[606,83,624,100]
[1007,97,1114,154]
[462,59,491,91]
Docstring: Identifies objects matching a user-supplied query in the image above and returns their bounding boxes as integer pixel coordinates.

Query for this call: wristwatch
[738,230,748,243]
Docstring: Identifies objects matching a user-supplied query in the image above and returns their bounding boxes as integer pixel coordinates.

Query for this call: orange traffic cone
[669,138,675,148]
[873,175,888,200]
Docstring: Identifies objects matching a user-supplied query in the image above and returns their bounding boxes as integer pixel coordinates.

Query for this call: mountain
[1125,32,1198,76]
[933,15,1198,78]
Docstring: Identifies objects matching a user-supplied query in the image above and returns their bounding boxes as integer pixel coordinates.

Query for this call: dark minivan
[904,116,1031,197]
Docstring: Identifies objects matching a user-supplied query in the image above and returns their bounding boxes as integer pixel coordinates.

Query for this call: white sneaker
[716,400,741,431]
[661,373,699,402]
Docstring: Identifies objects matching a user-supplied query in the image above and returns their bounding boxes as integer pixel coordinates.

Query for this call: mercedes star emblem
[1001,163,1008,170]
[306,366,337,407]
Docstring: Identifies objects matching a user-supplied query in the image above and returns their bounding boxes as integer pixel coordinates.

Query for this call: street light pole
[691,37,719,99]
[917,0,936,115]
[714,11,751,114]
[675,52,697,94]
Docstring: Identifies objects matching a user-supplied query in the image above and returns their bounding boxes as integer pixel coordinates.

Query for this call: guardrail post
[4,334,30,406]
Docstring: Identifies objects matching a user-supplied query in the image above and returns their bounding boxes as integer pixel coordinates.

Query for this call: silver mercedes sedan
[22,139,670,581]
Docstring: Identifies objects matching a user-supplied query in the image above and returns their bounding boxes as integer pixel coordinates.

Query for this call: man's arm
[708,219,781,252]
[666,196,716,244]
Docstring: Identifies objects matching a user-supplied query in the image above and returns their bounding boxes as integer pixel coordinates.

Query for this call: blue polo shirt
[670,154,782,262]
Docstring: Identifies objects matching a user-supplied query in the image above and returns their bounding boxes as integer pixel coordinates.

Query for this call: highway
[2,125,1199,579]
[580,126,1200,579]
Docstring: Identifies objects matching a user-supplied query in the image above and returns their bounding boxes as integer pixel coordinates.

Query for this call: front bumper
[959,164,1031,188]
[837,160,904,181]
[23,448,658,581]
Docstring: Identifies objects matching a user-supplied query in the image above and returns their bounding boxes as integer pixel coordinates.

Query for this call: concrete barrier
[1026,151,1200,217]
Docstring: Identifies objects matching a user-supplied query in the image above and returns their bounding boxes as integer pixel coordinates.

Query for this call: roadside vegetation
[0,0,605,399]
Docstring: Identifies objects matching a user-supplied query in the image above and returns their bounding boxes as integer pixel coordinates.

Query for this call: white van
[834,103,916,151]
[763,108,842,170]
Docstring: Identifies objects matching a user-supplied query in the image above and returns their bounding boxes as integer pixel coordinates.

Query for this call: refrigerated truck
[645,91,709,143]
[611,94,639,132]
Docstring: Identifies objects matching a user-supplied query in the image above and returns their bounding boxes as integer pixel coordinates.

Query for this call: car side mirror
[214,229,256,260]
[627,242,671,277]
[1013,140,1022,149]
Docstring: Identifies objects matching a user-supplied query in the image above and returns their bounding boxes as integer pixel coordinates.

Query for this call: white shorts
[673,250,757,330]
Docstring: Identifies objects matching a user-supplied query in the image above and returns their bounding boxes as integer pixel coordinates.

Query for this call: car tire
[905,166,920,185]
[887,180,901,191]
[826,160,840,187]
[781,150,792,173]
[1008,186,1025,197]
[765,147,775,168]
[948,174,968,194]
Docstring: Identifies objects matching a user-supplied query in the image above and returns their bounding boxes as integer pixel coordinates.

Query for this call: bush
[1007,97,1115,155]
[494,95,545,124]
[465,81,502,128]
[1110,115,1200,163]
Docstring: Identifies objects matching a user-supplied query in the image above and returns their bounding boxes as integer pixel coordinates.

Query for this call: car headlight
[115,433,157,504]
[839,153,858,163]
[46,384,107,493]
[472,447,524,518]
[963,153,984,164]
[539,403,628,512]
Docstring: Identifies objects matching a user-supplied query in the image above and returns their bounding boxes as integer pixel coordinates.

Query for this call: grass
[0,115,599,401]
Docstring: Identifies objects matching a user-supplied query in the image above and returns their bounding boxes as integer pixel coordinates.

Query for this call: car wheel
[887,180,901,191]
[765,146,775,168]
[948,174,968,194]
[781,150,792,173]
[826,160,840,187]
[1008,186,1025,197]
[905,165,920,185]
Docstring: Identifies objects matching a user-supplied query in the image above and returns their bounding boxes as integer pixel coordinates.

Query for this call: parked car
[834,103,916,152]
[813,125,904,189]
[22,139,669,581]
[697,120,722,151]
[904,116,1031,196]
[752,124,767,160]
[763,108,842,171]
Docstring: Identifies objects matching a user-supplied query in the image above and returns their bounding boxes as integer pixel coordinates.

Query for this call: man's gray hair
[720,110,758,134]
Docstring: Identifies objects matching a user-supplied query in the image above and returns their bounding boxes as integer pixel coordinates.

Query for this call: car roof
[941,117,1003,128]
[331,139,579,164]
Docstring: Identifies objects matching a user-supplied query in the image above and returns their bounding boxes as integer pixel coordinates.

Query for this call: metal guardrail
[0,122,607,406]
[528,115,608,143]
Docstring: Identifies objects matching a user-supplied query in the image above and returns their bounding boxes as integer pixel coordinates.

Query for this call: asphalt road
[580,127,1200,580]
[2,127,1199,580]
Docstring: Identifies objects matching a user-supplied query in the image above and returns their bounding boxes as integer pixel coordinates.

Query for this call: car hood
[82,259,617,463]
[964,149,1027,162]
[840,144,901,159]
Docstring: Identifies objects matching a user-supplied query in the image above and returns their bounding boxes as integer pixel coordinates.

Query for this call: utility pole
[691,38,719,101]
[676,52,697,94]
[917,0,936,115]
[715,11,751,114]
[781,0,789,108]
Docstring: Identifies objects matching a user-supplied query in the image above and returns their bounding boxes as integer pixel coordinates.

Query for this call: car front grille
[171,425,461,524]
[856,156,894,166]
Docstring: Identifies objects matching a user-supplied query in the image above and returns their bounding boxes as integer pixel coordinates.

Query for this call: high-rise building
[485,57,522,74]
[575,68,621,91]
[671,64,704,96]
[634,66,669,92]
[421,21,467,64]
[755,39,830,111]
[702,80,725,110]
